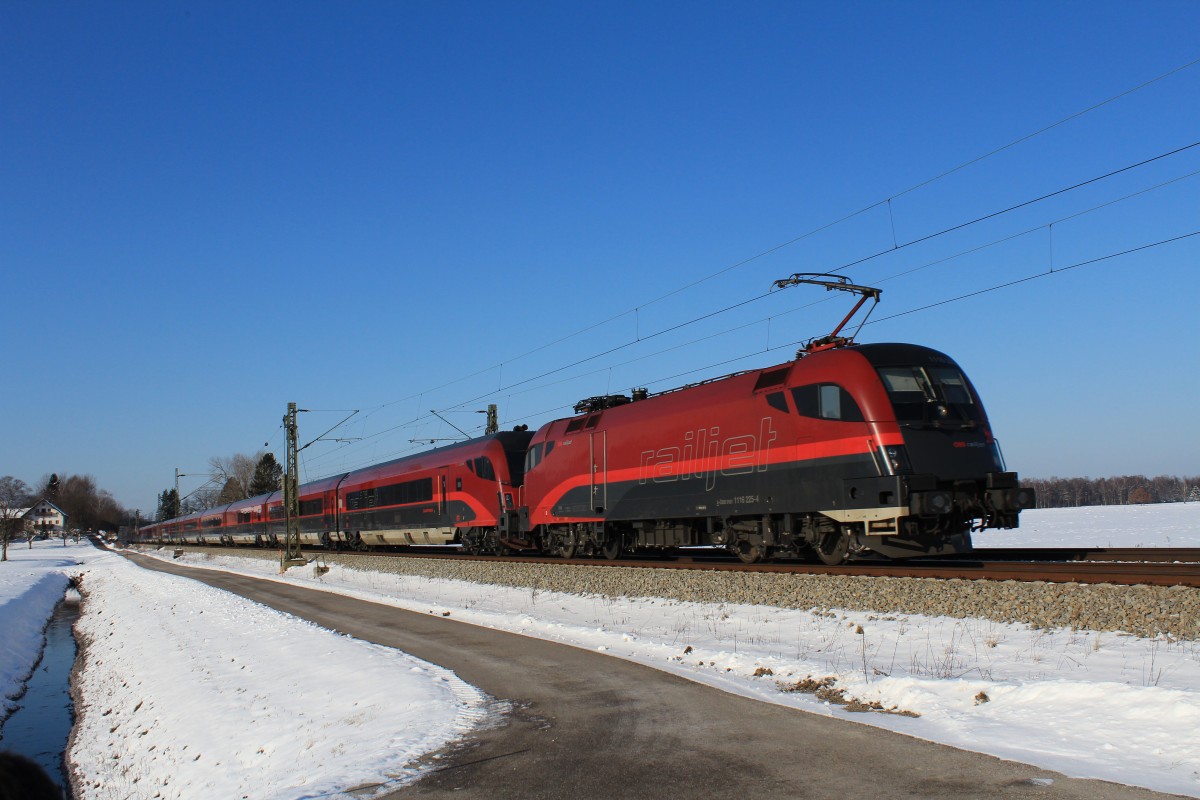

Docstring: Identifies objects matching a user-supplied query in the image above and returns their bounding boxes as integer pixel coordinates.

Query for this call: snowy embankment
[0,550,73,720]
[0,544,492,800]
[142,503,1200,799]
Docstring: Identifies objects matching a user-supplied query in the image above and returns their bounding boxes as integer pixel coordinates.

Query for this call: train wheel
[460,529,482,556]
[735,540,764,564]
[556,526,579,559]
[814,530,850,566]
[600,536,622,560]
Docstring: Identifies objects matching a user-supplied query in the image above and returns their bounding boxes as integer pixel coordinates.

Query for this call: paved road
[125,554,1178,800]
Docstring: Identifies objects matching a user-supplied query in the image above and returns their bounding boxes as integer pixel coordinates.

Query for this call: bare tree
[57,474,98,530]
[209,451,266,505]
[182,484,221,513]
[0,476,33,562]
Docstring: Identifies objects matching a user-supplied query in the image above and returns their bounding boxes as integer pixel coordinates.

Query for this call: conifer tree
[248,453,283,497]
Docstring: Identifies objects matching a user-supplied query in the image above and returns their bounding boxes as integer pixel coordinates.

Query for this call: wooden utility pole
[281,402,306,570]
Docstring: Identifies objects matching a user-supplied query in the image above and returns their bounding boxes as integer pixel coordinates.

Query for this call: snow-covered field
[981,502,1200,548]
[0,502,1198,798]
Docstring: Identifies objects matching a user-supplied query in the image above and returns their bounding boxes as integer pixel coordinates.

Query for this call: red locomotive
[507,341,1032,564]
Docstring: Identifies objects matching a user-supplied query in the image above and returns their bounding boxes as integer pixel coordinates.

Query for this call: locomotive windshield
[877,366,982,427]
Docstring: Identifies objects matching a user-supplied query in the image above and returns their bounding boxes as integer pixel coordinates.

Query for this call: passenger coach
[140,430,534,551]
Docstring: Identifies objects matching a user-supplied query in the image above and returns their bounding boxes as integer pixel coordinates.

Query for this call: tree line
[155,451,282,520]
[1022,474,1200,508]
[0,473,131,529]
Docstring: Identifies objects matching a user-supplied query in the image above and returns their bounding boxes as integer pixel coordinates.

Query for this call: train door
[589,431,607,514]
[439,469,449,522]
[332,473,350,541]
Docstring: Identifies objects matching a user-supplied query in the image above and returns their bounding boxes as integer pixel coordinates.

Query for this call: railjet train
[140,341,1034,565]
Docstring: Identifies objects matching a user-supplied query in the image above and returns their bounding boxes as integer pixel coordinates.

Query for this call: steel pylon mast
[281,402,306,570]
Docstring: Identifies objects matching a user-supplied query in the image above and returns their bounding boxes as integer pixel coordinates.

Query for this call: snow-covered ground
[981,502,1200,548]
[0,503,1197,798]
[1,543,491,799]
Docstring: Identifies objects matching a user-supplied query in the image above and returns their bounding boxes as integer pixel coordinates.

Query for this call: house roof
[27,498,67,518]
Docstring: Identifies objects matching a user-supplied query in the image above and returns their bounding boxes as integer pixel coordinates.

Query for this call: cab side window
[790,384,864,422]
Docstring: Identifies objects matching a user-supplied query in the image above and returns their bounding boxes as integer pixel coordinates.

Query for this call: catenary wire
[329,58,1200,423]
[300,158,1200,476]
[335,141,1200,433]
[309,229,1199,477]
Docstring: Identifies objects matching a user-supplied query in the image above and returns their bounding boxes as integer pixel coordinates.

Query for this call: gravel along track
[164,548,1200,640]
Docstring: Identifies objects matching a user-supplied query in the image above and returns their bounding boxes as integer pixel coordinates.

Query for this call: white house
[24,498,68,533]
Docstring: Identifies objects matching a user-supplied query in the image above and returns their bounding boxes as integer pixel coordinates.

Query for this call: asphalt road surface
[124,554,1180,800]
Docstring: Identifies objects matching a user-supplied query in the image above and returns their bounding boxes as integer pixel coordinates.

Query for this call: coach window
[765,392,789,413]
[476,456,496,481]
[544,440,555,458]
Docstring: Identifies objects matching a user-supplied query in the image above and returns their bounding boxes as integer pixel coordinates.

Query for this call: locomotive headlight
[880,445,912,475]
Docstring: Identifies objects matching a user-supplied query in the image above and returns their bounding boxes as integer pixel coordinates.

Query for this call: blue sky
[3,1,1198,514]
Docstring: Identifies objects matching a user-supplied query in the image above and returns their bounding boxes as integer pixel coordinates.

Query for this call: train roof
[225,493,273,511]
[849,342,960,368]
[537,342,963,434]
[349,429,533,475]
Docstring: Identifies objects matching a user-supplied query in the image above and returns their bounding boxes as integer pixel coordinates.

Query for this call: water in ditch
[1,588,80,797]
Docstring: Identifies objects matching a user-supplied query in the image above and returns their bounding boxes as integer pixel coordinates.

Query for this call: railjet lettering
[638,417,778,491]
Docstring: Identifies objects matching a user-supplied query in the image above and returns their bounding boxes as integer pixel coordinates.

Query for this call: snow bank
[68,555,492,800]
[0,563,72,719]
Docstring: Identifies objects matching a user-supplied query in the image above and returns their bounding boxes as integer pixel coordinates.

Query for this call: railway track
[161,545,1200,588]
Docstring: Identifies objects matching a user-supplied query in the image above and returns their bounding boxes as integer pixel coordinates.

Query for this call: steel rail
[157,545,1200,587]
